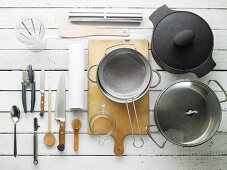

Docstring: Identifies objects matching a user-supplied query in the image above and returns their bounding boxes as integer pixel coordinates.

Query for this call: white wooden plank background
[0,0,227,169]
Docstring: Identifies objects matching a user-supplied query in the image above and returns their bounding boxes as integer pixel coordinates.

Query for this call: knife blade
[55,73,66,151]
[39,69,45,116]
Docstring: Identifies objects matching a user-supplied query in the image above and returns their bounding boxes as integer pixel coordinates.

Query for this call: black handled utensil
[22,65,36,113]
[33,118,40,165]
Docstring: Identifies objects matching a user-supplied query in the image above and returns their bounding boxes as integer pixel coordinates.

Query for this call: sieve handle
[126,101,144,149]
[87,65,97,83]
[105,43,137,55]
[145,125,167,149]
[150,70,161,88]
[208,80,227,103]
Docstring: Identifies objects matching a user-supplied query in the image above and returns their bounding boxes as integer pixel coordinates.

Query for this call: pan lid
[152,10,213,71]
[154,80,221,146]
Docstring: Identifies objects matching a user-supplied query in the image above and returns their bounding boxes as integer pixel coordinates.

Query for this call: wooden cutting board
[88,40,149,156]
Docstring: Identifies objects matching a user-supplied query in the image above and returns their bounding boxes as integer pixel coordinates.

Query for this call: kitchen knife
[40,69,45,116]
[55,73,66,151]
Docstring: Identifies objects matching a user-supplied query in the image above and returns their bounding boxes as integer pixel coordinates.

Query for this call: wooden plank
[1,0,227,9]
[0,8,227,29]
[0,49,226,70]
[0,156,226,170]
[0,91,88,112]
[1,90,227,115]
[0,111,88,134]
[1,133,227,156]
[1,71,227,92]
[1,110,227,134]
[0,29,226,50]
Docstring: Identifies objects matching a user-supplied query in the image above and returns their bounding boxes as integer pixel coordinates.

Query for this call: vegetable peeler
[22,65,36,113]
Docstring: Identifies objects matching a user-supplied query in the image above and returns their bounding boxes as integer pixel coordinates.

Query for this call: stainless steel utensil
[33,117,40,165]
[10,105,20,157]
[69,11,143,23]
[146,80,227,148]
[55,73,66,151]
[88,44,161,148]
[40,69,45,116]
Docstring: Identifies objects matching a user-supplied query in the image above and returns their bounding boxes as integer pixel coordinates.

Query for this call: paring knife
[55,73,66,151]
[40,69,45,117]
[58,24,130,38]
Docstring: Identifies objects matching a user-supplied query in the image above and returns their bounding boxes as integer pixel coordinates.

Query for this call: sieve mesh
[98,49,150,99]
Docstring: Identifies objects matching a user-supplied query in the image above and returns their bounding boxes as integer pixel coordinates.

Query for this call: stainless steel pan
[146,80,227,148]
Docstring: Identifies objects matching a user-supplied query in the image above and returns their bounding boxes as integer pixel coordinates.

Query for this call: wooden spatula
[58,24,130,38]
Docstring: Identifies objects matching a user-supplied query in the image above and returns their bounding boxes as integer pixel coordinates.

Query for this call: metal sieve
[98,48,151,101]
[88,44,161,148]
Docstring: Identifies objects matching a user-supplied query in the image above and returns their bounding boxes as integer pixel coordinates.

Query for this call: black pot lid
[154,80,221,146]
[152,10,213,71]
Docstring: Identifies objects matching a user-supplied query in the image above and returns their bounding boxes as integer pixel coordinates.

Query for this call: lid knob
[174,30,195,47]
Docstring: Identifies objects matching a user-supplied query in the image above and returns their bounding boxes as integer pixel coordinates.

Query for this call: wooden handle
[57,121,65,151]
[74,129,79,151]
[48,88,51,131]
[40,92,44,113]
[113,130,124,156]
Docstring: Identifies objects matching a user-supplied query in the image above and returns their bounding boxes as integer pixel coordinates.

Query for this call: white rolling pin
[68,43,85,110]
[69,11,143,23]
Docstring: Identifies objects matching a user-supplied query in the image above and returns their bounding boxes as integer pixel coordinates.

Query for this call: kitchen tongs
[22,65,36,113]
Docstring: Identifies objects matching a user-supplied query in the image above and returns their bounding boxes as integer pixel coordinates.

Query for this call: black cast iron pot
[150,5,215,78]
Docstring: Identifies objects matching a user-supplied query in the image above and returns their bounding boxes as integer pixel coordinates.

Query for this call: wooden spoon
[71,119,82,152]
[44,88,55,146]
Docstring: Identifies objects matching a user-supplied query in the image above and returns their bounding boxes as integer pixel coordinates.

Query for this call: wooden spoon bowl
[44,132,55,146]
[71,119,82,130]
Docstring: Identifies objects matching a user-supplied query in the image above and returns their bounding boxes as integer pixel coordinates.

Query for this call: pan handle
[208,80,227,103]
[105,43,137,55]
[87,65,97,83]
[150,70,161,88]
[145,125,167,149]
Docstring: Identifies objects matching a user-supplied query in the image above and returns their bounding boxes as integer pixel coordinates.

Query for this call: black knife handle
[14,123,17,157]
[31,82,36,112]
[21,82,27,113]
[57,144,65,151]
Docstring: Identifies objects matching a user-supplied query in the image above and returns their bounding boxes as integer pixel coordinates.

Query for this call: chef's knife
[55,73,66,151]
[40,69,45,117]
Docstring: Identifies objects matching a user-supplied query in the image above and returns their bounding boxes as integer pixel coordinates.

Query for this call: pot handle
[149,5,174,28]
[87,65,97,83]
[191,57,216,78]
[105,44,137,55]
[150,70,161,88]
[145,125,167,149]
[208,80,227,103]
